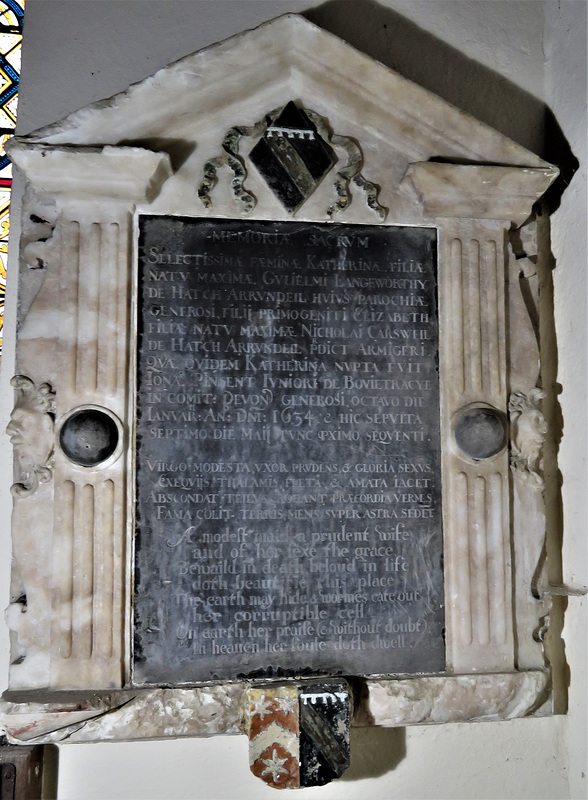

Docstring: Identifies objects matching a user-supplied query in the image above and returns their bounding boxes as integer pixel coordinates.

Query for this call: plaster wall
[0,2,585,798]
[543,5,587,800]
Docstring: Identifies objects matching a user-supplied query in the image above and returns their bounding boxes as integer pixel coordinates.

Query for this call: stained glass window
[0,0,24,361]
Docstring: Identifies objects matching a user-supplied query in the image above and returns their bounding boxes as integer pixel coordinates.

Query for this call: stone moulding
[5,143,173,203]
[361,672,550,726]
[402,162,559,225]
[1,671,549,745]
[3,12,562,745]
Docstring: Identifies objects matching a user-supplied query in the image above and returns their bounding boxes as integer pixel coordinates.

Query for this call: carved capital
[508,389,547,488]
[7,375,56,497]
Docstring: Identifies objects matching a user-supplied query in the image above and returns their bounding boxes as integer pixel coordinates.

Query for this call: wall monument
[2,15,560,789]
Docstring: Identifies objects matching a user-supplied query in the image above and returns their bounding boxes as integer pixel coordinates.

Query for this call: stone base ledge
[2,671,550,744]
[356,670,551,727]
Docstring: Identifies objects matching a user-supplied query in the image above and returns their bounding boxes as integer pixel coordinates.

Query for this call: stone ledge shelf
[2,671,550,745]
[402,162,559,225]
[359,671,550,726]
[7,142,173,203]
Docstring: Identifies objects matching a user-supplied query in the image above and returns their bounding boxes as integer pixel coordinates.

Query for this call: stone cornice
[7,142,172,204]
[17,15,549,172]
[402,162,559,225]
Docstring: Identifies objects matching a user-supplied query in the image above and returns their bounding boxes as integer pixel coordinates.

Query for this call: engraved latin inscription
[133,217,444,684]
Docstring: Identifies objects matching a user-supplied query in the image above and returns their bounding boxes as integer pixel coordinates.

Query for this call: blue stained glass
[0,0,23,360]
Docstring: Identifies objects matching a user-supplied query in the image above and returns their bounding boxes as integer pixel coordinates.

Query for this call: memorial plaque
[133,217,444,685]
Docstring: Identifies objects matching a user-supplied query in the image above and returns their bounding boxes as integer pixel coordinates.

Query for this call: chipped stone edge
[401,163,559,226]
[2,671,549,744]
[359,671,551,727]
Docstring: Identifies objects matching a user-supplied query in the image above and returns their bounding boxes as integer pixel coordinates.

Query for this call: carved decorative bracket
[7,376,56,497]
[508,389,547,488]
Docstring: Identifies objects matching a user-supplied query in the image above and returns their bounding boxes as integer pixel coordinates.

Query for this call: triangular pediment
[20,14,547,170]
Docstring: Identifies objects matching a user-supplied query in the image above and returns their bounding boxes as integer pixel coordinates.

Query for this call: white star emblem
[274,695,297,715]
[252,695,272,720]
[261,749,289,782]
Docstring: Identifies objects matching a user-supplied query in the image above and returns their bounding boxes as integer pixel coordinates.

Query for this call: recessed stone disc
[454,407,506,460]
[59,409,119,466]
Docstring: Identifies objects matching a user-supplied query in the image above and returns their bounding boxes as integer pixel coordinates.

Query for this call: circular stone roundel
[59,408,119,467]
[454,406,507,461]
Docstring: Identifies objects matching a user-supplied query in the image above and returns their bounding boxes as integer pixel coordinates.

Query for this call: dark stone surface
[133,216,444,685]
[299,682,350,786]
[249,102,336,211]
[59,409,118,467]
[0,742,54,800]
[454,406,506,460]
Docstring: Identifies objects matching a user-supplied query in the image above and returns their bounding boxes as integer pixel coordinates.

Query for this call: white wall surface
[1,2,585,798]
[543,4,587,800]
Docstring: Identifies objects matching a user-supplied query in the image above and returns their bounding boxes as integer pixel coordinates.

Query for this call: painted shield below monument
[133,217,444,685]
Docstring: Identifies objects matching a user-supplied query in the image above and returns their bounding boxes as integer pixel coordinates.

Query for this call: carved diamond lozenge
[249,101,336,212]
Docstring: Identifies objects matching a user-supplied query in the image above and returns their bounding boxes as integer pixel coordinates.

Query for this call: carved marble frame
[2,15,559,744]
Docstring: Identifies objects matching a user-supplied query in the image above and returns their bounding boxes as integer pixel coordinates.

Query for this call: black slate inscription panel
[133,217,444,685]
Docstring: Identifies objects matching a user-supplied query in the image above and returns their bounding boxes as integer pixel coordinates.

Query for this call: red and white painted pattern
[248,687,300,789]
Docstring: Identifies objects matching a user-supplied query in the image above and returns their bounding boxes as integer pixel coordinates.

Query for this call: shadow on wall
[341,727,407,781]
[305,0,578,212]
[306,0,576,732]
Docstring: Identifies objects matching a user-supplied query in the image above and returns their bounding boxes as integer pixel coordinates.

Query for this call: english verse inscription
[133,217,444,684]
